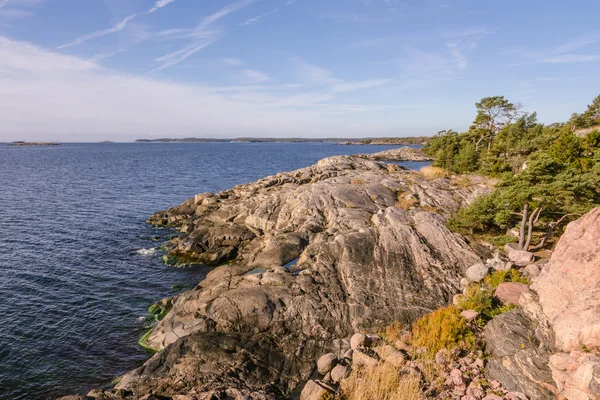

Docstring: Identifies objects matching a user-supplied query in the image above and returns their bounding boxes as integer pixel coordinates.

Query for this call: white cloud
[223,58,243,66]
[242,69,270,83]
[58,14,137,49]
[294,58,339,84]
[0,36,417,141]
[148,0,176,13]
[446,42,467,70]
[330,79,389,93]
[240,9,279,26]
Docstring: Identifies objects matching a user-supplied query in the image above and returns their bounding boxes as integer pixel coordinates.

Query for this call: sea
[0,142,428,399]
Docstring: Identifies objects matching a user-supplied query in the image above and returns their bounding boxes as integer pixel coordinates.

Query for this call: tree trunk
[524,207,541,251]
[518,204,529,249]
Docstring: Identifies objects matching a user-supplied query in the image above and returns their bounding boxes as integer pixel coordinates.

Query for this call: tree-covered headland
[423,95,600,250]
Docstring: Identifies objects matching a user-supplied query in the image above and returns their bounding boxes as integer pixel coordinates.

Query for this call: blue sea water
[0,142,428,399]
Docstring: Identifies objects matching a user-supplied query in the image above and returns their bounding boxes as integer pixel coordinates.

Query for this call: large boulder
[484,309,558,400]
[110,156,490,398]
[531,208,600,400]
[532,208,600,352]
[494,282,529,306]
[486,208,600,400]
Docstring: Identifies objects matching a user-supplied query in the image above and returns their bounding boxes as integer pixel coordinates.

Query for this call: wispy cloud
[57,13,137,49]
[294,58,389,93]
[223,58,244,66]
[446,42,467,71]
[242,69,270,83]
[240,9,278,26]
[505,33,600,65]
[330,79,389,93]
[148,0,176,13]
[286,0,299,4]
[153,0,257,71]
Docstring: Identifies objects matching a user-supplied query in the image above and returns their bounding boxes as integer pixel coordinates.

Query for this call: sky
[0,0,600,141]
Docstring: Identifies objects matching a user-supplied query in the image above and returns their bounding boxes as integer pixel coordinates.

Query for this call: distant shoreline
[135,136,430,145]
[9,141,60,146]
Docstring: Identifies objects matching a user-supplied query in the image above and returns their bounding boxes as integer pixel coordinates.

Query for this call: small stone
[317,353,338,375]
[434,349,447,366]
[322,372,332,384]
[488,380,502,390]
[450,368,465,386]
[482,395,503,400]
[522,264,540,278]
[466,263,490,282]
[494,282,529,306]
[507,249,535,266]
[300,380,333,400]
[330,364,349,384]
[460,277,471,288]
[342,349,353,361]
[453,294,464,308]
[379,345,406,367]
[352,350,378,368]
[350,333,370,349]
[461,396,478,400]
[460,310,480,321]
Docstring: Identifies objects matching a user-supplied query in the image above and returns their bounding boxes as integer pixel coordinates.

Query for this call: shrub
[339,362,423,400]
[411,305,475,356]
[484,269,528,289]
[457,285,493,314]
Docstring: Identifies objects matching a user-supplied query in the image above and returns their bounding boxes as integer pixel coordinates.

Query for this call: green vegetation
[411,305,475,356]
[424,94,600,249]
[457,269,527,320]
[137,328,156,353]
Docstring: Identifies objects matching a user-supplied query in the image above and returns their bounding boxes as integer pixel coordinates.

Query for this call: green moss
[411,305,475,357]
[137,328,157,353]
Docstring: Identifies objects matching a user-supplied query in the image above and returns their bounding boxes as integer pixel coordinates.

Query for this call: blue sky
[0,0,599,141]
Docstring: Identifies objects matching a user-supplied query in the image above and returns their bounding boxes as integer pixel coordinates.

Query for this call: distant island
[135,136,430,145]
[10,141,60,146]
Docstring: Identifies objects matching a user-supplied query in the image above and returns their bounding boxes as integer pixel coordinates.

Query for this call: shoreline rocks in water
[62,147,600,400]
[79,154,492,398]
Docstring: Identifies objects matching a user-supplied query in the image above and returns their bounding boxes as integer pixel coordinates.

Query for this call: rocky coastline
[61,147,600,400]
[9,141,60,146]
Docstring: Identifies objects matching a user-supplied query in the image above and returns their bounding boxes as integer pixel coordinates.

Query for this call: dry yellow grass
[339,362,423,400]
[351,178,367,185]
[419,166,447,180]
[395,191,417,210]
[382,321,407,344]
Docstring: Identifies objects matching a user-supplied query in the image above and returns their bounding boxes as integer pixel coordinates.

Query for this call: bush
[411,305,475,356]
[484,269,528,289]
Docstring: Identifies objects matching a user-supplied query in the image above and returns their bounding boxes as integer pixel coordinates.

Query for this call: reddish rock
[494,282,528,305]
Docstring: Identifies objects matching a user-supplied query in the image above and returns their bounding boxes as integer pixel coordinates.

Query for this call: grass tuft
[420,166,447,180]
[339,361,423,400]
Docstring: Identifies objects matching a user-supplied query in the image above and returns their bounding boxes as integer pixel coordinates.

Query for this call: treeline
[423,95,600,250]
